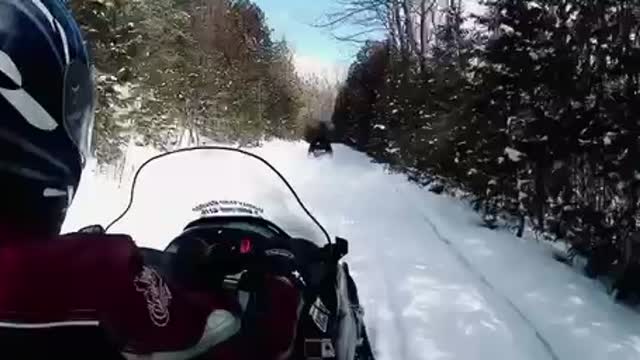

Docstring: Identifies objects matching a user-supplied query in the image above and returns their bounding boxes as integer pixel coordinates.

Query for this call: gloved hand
[237,246,304,360]
[169,227,304,359]
[170,233,246,290]
[170,223,306,294]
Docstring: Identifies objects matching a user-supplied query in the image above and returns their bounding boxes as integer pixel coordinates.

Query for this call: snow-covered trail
[64,140,640,360]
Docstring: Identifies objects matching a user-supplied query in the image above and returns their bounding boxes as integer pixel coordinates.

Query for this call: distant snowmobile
[308,139,333,157]
[105,146,374,360]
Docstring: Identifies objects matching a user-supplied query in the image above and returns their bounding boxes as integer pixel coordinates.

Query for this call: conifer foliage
[68,0,303,161]
[331,0,640,297]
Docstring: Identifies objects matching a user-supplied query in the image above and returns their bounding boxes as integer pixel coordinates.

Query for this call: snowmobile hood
[106,146,331,250]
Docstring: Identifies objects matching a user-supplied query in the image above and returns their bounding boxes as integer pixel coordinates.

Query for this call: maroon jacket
[0,230,301,359]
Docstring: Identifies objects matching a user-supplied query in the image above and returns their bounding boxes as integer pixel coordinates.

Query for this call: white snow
[64,140,640,360]
[604,132,616,146]
[113,83,134,100]
[527,1,542,10]
[529,51,539,61]
[505,147,525,162]
[500,24,516,35]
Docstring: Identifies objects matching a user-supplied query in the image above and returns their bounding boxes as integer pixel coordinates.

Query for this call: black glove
[261,247,305,288]
[170,223,306,292]
[170,231,247,290]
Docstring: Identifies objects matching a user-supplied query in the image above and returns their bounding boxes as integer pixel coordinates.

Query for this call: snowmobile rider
[0,0,301,359]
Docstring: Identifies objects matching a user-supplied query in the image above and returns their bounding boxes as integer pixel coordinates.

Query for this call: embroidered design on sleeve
[134,266,172,327]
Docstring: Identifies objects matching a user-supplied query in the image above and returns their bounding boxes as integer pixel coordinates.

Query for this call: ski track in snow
[64,141,640,360]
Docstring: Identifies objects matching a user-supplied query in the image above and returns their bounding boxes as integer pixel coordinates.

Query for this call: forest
[330,0,640,299]
[68,0,337,164]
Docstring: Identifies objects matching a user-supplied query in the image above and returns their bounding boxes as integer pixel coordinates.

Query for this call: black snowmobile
[106,146,375,360]
[308,139,333,158]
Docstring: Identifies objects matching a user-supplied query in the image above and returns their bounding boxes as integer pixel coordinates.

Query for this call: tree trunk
[431,4,437,48]
[419,0,428,72]
[388,9,399,50]
[535,160,546,230]
[402,0,419,58]
[391,1,408,58]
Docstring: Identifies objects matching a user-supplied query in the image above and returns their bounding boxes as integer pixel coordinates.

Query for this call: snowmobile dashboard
[166,216,295,258]
[157,216,309,288]
[154,215,348,293]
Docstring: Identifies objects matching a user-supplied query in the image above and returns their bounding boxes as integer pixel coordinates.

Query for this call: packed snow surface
[64,140,640,360]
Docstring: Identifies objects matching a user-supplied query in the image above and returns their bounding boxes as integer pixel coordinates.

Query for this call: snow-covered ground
[64,140,640,360]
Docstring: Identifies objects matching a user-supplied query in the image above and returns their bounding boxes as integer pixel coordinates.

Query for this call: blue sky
[252,1,483,76]
[252,0,359,72]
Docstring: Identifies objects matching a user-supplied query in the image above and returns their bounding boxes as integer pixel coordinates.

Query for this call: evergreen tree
[69,0,305,160]
[331,0,640,290]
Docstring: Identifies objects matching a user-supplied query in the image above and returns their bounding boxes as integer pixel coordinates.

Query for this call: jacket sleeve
[0,232,295,360]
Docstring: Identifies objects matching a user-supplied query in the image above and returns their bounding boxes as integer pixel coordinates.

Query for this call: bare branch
[316,4,381,28]
[314,0,392,43]
[332,27,387,43]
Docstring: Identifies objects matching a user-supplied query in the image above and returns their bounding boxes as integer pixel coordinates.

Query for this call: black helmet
[0,0,95,236]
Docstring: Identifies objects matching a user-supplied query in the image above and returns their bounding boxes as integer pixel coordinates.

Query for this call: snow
[505,147,525,162]
[553,160,564,171]
[604,132,615,146]
[529,51,539,61]
[113,83,134,100]
[500,24,516,35]
[64,140,640,360]
[527,1,542,9]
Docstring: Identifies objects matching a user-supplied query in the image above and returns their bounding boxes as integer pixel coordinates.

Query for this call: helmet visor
[62,61,95,162]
